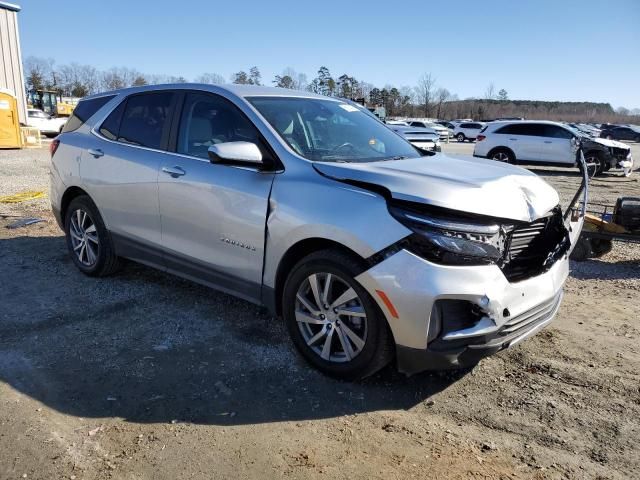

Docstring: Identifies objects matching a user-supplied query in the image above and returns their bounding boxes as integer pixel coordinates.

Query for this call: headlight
[389,204,509,265]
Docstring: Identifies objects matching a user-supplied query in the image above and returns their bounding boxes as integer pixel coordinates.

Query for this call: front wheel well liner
[271,238,368,317]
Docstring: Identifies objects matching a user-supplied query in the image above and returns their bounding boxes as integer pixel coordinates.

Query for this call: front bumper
[355,155,588,375]
[356,250,569,375]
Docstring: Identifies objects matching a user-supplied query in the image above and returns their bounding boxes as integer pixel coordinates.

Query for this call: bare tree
[434,87,450,119]
[195,73,225,85]
[23,56,54,90]
[358,81,375,101]
[415,73,436,117]
[484,83,496,100]
[281,67,307,90]
[79,65,100,95]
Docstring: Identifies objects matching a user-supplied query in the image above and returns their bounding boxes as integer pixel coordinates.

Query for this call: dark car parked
[600,126,640,142]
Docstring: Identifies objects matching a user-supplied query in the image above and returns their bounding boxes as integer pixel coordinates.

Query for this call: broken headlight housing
[389,204,509,265]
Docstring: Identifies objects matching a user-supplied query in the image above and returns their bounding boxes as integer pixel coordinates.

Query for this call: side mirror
[208,141,263,166]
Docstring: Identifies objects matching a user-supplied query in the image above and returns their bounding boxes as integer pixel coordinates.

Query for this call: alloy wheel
[492,152,510,162]
[69,209,99,266]
[585,155,601,177]
[295,272,368,363]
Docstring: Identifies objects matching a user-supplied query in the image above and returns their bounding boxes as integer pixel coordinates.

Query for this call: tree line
[23,56,639,123]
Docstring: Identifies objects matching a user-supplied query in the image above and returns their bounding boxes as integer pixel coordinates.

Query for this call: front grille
[508,219,547,258]
[501,210,568,282]
[611,146,630,159]
[499,292,562,336]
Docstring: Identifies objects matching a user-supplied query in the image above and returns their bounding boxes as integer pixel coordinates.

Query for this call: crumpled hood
[591,137,631,150]
[314,154,560,222]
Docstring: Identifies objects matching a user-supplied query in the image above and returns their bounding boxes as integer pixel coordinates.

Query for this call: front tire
[456,133,465,142]
[64,195,120,276]
[584,151,604,176]
[282,250,393,380]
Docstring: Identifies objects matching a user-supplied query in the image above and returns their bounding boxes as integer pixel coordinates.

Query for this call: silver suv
[50,84,586,379]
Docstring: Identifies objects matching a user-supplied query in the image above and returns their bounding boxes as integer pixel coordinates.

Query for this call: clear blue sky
[14,0,640,109]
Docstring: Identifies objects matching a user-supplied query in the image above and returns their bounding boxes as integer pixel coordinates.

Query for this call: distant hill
[442,99,636,123]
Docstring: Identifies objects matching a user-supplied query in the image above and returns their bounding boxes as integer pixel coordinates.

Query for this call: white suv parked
[453,122,485,142]
[473,121,633,176]
[26,109,67,136]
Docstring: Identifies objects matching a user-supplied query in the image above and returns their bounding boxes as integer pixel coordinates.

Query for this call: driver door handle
[162,166,186,178]
[87,148,104,158]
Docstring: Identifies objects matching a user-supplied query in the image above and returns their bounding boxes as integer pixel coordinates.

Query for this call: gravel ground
[0,143,638,480]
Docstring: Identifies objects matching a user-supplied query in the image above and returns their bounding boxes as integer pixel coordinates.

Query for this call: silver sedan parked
[50,84,586,379]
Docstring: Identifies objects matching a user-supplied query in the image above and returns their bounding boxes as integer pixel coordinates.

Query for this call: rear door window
[495,124,516,134]
[495,123,546,136]
[98,101,126,140]
[117,92,175,150]
[62,95,116,132]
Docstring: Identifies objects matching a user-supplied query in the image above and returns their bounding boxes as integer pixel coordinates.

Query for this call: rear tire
[64,195,120,277]
[282,250,393,380]
[489,148,514,163]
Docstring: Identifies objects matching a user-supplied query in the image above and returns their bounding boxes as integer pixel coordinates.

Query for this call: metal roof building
[0,1,27,124]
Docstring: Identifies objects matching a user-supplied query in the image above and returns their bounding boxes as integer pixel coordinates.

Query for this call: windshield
[248,97,421,163]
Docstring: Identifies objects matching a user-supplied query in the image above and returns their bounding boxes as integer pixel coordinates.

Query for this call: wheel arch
[487,146,516,161]
[268,238,368,317]
[60,186,91,225]
[583,148,603,160]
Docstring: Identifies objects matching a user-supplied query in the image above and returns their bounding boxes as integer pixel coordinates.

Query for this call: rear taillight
[476,135,486,142]
[49,139,60,157]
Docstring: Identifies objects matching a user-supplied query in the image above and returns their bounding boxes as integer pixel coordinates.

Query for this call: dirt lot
[1,143,639,480]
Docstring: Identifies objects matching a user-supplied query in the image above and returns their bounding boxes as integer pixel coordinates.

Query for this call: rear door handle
[544,141,553,144]
[162,166,186,178]
[87,148,104,158]
[509,138,517,141]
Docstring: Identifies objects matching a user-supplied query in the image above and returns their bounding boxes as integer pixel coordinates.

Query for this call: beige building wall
[0,2,27,124]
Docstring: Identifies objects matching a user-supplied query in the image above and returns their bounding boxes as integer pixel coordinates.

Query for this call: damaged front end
[355,155,588,375]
